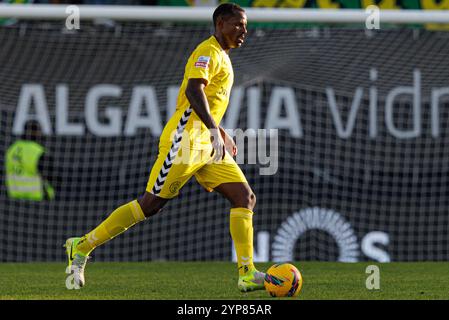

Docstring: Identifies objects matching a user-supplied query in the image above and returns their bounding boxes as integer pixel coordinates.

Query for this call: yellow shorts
[146,143,248,199]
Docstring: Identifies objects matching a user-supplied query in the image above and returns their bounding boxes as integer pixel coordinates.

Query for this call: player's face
[221,12,248,49]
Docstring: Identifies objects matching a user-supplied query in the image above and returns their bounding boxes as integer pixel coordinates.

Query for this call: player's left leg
[195,155,265,292]
[214,182,265,292]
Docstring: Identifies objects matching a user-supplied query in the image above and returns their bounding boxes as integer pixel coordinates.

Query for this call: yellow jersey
[160,35,234,150]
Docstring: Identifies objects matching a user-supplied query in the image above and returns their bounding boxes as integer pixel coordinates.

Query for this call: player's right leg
[63,143,173,288]
[64,197,166,288]
[64,140,203,287]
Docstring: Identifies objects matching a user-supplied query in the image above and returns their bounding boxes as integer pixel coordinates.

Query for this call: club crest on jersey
[195,56,210,69]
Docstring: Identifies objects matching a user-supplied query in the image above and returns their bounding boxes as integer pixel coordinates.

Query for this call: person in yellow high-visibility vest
[5,120,55,201]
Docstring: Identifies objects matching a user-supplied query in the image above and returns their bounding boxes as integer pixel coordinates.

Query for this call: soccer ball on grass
[264,263,303,297]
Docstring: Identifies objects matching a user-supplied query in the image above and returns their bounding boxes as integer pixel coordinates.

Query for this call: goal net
[1,6,449,262]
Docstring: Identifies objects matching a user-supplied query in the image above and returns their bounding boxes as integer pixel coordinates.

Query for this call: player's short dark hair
[213,3,245,29]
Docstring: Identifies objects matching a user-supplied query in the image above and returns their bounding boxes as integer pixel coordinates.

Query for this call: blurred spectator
[5,121,55,201]
[1,0,33,3]
[0,0,33,26]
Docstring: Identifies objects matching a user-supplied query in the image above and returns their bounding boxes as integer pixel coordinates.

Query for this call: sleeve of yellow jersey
[187,45,221,86]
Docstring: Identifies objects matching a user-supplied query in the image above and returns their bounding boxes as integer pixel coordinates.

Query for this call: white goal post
[0,4,449,24]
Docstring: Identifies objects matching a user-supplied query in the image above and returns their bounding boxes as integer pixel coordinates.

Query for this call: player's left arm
[219,126,237,157]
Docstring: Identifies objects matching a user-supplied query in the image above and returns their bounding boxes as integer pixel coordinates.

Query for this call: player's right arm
[185,78,225,161]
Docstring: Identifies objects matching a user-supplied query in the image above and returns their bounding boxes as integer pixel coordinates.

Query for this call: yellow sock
[230,207,255,276]
[76,200,145,256]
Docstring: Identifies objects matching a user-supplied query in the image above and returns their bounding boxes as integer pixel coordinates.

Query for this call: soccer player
[5,120,55,201]
[65,3,265,292]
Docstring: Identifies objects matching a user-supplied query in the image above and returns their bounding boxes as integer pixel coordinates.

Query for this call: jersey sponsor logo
[217,86,228,96]
[194,56,210,69]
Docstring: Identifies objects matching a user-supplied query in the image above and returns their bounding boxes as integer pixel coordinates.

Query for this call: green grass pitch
[1,262,448,300]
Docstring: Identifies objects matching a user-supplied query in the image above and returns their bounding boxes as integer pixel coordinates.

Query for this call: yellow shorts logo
[169,181,181,194]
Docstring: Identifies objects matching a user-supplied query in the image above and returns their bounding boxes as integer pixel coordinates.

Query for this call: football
[264,263,303,297]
